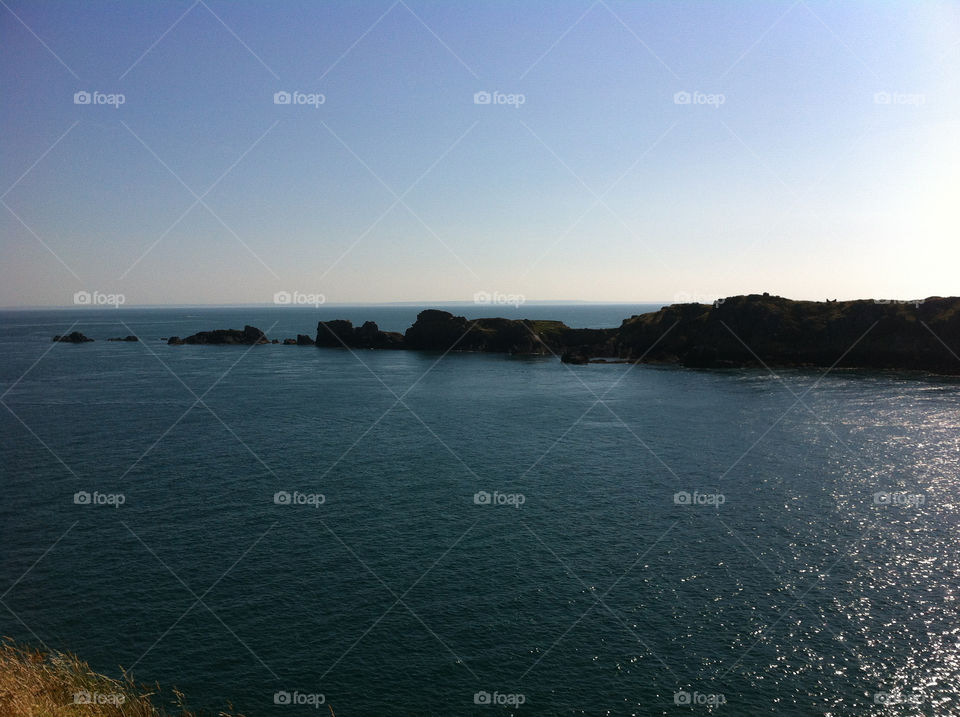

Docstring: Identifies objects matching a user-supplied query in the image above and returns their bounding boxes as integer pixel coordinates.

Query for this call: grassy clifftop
[0,639,245,717]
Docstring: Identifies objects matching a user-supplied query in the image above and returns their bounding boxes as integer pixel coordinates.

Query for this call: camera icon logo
[873,492,891,505]
[674,690,691,705]
[274,91,291,105]
[273,291,292,305]
[74,491,91,505]
[473,491,491,505]
[74,91,91,105]
[73,690,92,704]
[73,290,92,305]
[474,691,492,704]
[274,691,291,705]
[873,91,891,105]
[274,491,292,505]
[474,91,491,105]
[673,491,691,505]
[673,91,691,105]
[473,291,491,304]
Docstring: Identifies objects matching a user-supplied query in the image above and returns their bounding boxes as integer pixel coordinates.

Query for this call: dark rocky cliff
[607,295,960,373]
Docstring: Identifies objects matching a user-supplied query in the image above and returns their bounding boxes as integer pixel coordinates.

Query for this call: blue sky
[1,1,958,306]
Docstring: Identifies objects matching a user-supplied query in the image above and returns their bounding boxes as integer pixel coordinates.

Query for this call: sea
[1,304,959,715]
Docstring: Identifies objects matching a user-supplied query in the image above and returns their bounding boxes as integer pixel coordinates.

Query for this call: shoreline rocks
[61,295,960,375]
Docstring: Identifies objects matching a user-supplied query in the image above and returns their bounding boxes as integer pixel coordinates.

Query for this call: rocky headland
[312,296,960,374]
[607,294,960,374]
[53,295,960,374]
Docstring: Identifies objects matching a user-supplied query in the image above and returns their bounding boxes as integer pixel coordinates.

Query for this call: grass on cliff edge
[0,638,249,716]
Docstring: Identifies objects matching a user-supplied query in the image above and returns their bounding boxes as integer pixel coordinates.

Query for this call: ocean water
[2,306,959,715]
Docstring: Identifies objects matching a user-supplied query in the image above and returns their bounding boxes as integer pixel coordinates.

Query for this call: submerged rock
[106,335,139,342]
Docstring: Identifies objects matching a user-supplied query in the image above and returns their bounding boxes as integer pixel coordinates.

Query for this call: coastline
[49,294,960,376]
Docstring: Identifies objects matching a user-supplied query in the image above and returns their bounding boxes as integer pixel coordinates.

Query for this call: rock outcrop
[107,335,139,342]
[315,320,404,349]
[168,325,268,345]
[403,310,570,354]
[53,332,93,343]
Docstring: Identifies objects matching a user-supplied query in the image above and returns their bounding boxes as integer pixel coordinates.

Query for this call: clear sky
[1,1,958,307]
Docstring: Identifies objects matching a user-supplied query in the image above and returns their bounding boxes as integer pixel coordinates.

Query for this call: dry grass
[0,638,245,716]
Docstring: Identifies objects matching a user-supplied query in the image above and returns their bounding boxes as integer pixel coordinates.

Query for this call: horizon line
[1,299,676,311]
[2,294,948,311]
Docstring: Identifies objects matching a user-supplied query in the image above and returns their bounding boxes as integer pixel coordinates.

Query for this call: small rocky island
[167,325,269,345]
[55,294,960,374]
[53,332,94,343]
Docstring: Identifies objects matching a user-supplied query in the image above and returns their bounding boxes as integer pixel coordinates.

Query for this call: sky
[1,0,958,307]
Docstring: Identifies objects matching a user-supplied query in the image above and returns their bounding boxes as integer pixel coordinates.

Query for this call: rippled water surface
[2,307,959,715]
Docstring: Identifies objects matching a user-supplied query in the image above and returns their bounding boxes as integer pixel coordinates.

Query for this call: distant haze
[2,1,958,307]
